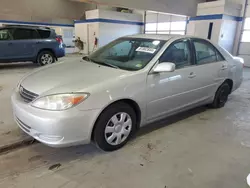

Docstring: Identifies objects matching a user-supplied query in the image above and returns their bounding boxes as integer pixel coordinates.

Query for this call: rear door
[189,38,228,101]
[0,28,14,60]
[11,28,40,60]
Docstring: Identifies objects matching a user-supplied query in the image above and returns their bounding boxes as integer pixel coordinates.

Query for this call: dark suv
[0,25,65,66]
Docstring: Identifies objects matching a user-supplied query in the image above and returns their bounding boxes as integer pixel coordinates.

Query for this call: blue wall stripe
[189,14,223,21]
[75,18,144,26]
[189,14,242,22]
[0,20,74,27]
[222,14,243,22]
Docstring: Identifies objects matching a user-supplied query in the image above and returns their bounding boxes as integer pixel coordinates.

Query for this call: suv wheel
[37,51,55,66]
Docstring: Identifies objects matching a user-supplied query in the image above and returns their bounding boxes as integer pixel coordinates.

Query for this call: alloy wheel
[41,54,53,65]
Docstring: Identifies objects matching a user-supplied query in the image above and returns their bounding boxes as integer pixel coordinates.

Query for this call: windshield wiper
[90,59,120,69]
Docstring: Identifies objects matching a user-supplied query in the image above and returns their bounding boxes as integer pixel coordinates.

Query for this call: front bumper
[11,92,100,147]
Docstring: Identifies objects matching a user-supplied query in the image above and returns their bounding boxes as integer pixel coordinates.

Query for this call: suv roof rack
[2,24,51,30]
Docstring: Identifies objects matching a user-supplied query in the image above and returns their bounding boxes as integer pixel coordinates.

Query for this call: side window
[193,40,218,65]
[0,29,13,40]
[159,40,192,69]
[37,30,51,39]
[13,29,40,40]
[31,30,40,39]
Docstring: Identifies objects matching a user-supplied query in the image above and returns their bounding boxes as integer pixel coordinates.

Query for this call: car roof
[0,25,51,30]
[125,34,205,41]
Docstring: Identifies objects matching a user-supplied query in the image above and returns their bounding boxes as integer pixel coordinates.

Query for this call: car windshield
[88,37,166,71]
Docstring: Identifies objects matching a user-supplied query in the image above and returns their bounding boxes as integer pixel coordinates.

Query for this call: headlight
[31,93,89,110]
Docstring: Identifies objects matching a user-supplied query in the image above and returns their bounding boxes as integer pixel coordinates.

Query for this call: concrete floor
[0,62,250,187]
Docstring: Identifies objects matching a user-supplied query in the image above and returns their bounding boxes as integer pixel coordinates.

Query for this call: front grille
[19,85,38,103]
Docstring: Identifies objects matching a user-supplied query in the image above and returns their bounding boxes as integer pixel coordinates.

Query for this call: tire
[93,102,137,151]
[37,50,55,66]
[210,82,231,108]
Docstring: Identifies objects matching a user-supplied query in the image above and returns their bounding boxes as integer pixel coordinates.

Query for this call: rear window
[37,30,51,38]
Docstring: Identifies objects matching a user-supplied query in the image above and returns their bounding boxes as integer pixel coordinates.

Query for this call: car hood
[21,60,130,95]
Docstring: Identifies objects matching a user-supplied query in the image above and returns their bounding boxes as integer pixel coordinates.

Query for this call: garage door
[145,11,187,35]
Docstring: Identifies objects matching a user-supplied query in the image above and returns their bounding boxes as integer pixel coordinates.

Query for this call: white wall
[98,10,143,47]
[75,9,143,54]
[99,10,143,22]
[75,23,98,54]
[99,23,141,47]
[218,19,238,53]
[187,0,244,55]
[197,0,242,16]
[187,1,225,42]
[187,20,222,43]
[238,1,250,66]
[197,0,225,15]
[73,0,206,16]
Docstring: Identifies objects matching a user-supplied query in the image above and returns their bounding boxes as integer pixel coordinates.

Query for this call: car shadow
[29,106,208,166]
[30,142,103,167]
[136,106,208,138]
[0,62,38,70]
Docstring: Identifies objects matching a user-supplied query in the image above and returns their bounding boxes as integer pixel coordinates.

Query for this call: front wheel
[93,102,136,151]
[37,51,55,66]
[211,82,231,108]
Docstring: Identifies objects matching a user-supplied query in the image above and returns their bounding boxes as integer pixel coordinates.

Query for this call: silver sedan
[11,34,243,151]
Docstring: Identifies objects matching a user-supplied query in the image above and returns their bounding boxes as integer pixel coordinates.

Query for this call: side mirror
[153,62,176,73]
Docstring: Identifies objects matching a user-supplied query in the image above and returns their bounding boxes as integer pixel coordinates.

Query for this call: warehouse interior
[1,0,250,187]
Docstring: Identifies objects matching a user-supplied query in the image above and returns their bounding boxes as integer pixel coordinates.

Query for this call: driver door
[146,39,200,121]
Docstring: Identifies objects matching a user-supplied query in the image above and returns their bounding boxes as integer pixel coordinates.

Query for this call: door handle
[8,42,13,45]
[36,41,41,44]
[188,72,196,78]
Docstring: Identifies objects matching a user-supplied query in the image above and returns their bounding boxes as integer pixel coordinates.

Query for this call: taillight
[56,37,63,44]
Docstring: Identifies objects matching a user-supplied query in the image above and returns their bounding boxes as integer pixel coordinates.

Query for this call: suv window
[13,28,40,40]
[0,29,13,40]
[159,39,192,69]
[37,29,51,39]
[193,39,224,65]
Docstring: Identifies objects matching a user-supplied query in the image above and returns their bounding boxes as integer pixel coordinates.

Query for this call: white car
[12,34,243,151]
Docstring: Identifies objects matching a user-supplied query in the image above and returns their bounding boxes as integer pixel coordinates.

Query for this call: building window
[145,12,187,35]
[242,17,250,42]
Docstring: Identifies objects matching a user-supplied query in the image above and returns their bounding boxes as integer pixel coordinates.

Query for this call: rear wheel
[93,102,136,151]
[37,51,55,66]
[211,82,231,108]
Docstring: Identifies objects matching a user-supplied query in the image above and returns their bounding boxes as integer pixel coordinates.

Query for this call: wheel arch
[36,48,56,62]
[224,79,233,93]
[91,98,142,141]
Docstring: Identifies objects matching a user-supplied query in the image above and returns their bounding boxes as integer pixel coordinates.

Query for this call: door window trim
[148,37,197,74]
[190,38,225,66]
[158,38,195,70]
[0,28,14,40]
[12,28,40,40]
